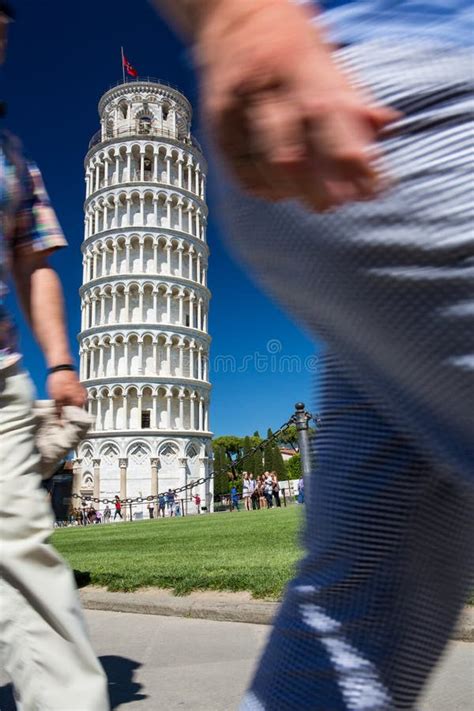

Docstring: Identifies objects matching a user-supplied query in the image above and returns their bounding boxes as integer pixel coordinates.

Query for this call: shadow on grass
[0,656,146,710]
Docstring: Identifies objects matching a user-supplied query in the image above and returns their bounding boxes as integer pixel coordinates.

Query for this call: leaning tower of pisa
[74,78,212,516]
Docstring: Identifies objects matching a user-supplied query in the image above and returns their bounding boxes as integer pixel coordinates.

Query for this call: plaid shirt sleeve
[14,161,68,254]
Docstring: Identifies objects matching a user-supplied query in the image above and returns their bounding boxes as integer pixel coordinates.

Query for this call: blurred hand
[195,0,399,211]
[47,371,87,410]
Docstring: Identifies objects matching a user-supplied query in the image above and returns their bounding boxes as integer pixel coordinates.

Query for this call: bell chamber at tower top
[88,80,199,151]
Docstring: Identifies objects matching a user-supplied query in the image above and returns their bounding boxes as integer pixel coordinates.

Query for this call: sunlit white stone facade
[74,79,212,515]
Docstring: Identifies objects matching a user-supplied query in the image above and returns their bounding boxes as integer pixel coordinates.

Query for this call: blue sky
[4,0,321,436]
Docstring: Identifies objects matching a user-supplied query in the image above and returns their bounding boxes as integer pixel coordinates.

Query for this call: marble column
[93,458,101,501]
[119,458,128,501]
[200,456,212,513]
[72,459,82,499]
[178,457,188,514]
[150,458,159,498]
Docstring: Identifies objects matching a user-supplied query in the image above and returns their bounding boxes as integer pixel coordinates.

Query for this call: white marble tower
[75,78,212,516]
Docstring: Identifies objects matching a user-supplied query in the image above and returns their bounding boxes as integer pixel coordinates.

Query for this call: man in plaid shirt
[0,5,109,708]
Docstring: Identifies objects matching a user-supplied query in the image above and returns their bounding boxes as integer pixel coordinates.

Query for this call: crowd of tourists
[67,489,195,526]
[230,471,303,511]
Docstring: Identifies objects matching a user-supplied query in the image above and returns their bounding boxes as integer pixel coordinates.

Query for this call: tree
[272,444,286,480]
[263,428,274,472]
[253,446,264,477]
[213,435,243,457]
[285,453,301,480]
[242,436,253,473]
[213,445,229,494]
[276,423,318,450]
[276,424,299,449]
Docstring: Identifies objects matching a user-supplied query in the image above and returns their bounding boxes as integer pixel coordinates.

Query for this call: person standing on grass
[230,484,240,511]
[103,504,111,523]
[158,493,166,517]
[297,476,305,505]
[0,4,110,708]
[263,473,274,509]
[257,476,267,510]
[193,493,201,514]
[166,488,175,516]
[250,474,259,510]
[242,472,252,511]
[271,473,281,508]
[113,495,123,520]
[147,499,155,519]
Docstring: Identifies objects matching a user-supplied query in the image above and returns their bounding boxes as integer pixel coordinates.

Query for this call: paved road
[0,610,472,710]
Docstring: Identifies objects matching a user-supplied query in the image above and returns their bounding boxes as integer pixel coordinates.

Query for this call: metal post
[294,402,312,503]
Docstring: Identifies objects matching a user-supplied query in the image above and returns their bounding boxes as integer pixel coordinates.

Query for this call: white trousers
[0,365,110,710]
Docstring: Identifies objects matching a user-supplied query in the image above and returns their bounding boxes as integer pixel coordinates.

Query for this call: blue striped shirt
[308,1,474,47]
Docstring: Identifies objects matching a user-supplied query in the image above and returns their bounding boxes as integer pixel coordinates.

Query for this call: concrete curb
[79,588,474,641]
[80,588,278,626]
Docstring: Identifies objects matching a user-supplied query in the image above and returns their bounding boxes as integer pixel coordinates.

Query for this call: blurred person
[242,471,252,511]
[271,472,281,508]
[147,499,155,519]
[0,4,109,709]
[103,503,111,523]
[257,476,267,510]
[263,472,274,508]
[297,475,305,505]
[158,493,166,517]
[249,473,259,510]
[152,0,474,709]
[166,488,175,516]
[113,494,123,520]
[87,505,97,525]
[193,492,201,513]
[230,484,240,511]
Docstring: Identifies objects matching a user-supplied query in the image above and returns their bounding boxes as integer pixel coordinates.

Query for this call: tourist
[113,495,123,520]
[103,504,111,523]
[297,476,305,505]
[271,473,281,508]
[147,499,155,519]
[81,501,89,526]
[242,472,252,511]
[152,1,474,707]
[257,476,267,511]
[263,472,274,509]
[249,474,259,510]
[230,484,240,511]
[193,493,201,514]
[158,494,166,517]
[0,5,109,706]
[175,499,181,517]
[87,505,97,525]
[166,489,175,516]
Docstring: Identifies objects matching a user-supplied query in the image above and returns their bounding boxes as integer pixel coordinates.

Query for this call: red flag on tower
[121,48,138,79]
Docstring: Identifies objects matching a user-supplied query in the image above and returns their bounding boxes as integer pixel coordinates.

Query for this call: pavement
[0,609,472,711]
[78,587,474,641]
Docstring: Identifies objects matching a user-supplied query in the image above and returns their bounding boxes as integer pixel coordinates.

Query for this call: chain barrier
[70,410,319,509]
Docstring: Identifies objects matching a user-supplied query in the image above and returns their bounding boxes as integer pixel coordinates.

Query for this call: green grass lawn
[53,507,304,599]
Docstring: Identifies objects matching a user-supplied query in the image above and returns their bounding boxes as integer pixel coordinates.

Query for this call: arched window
[119,102,128,120]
